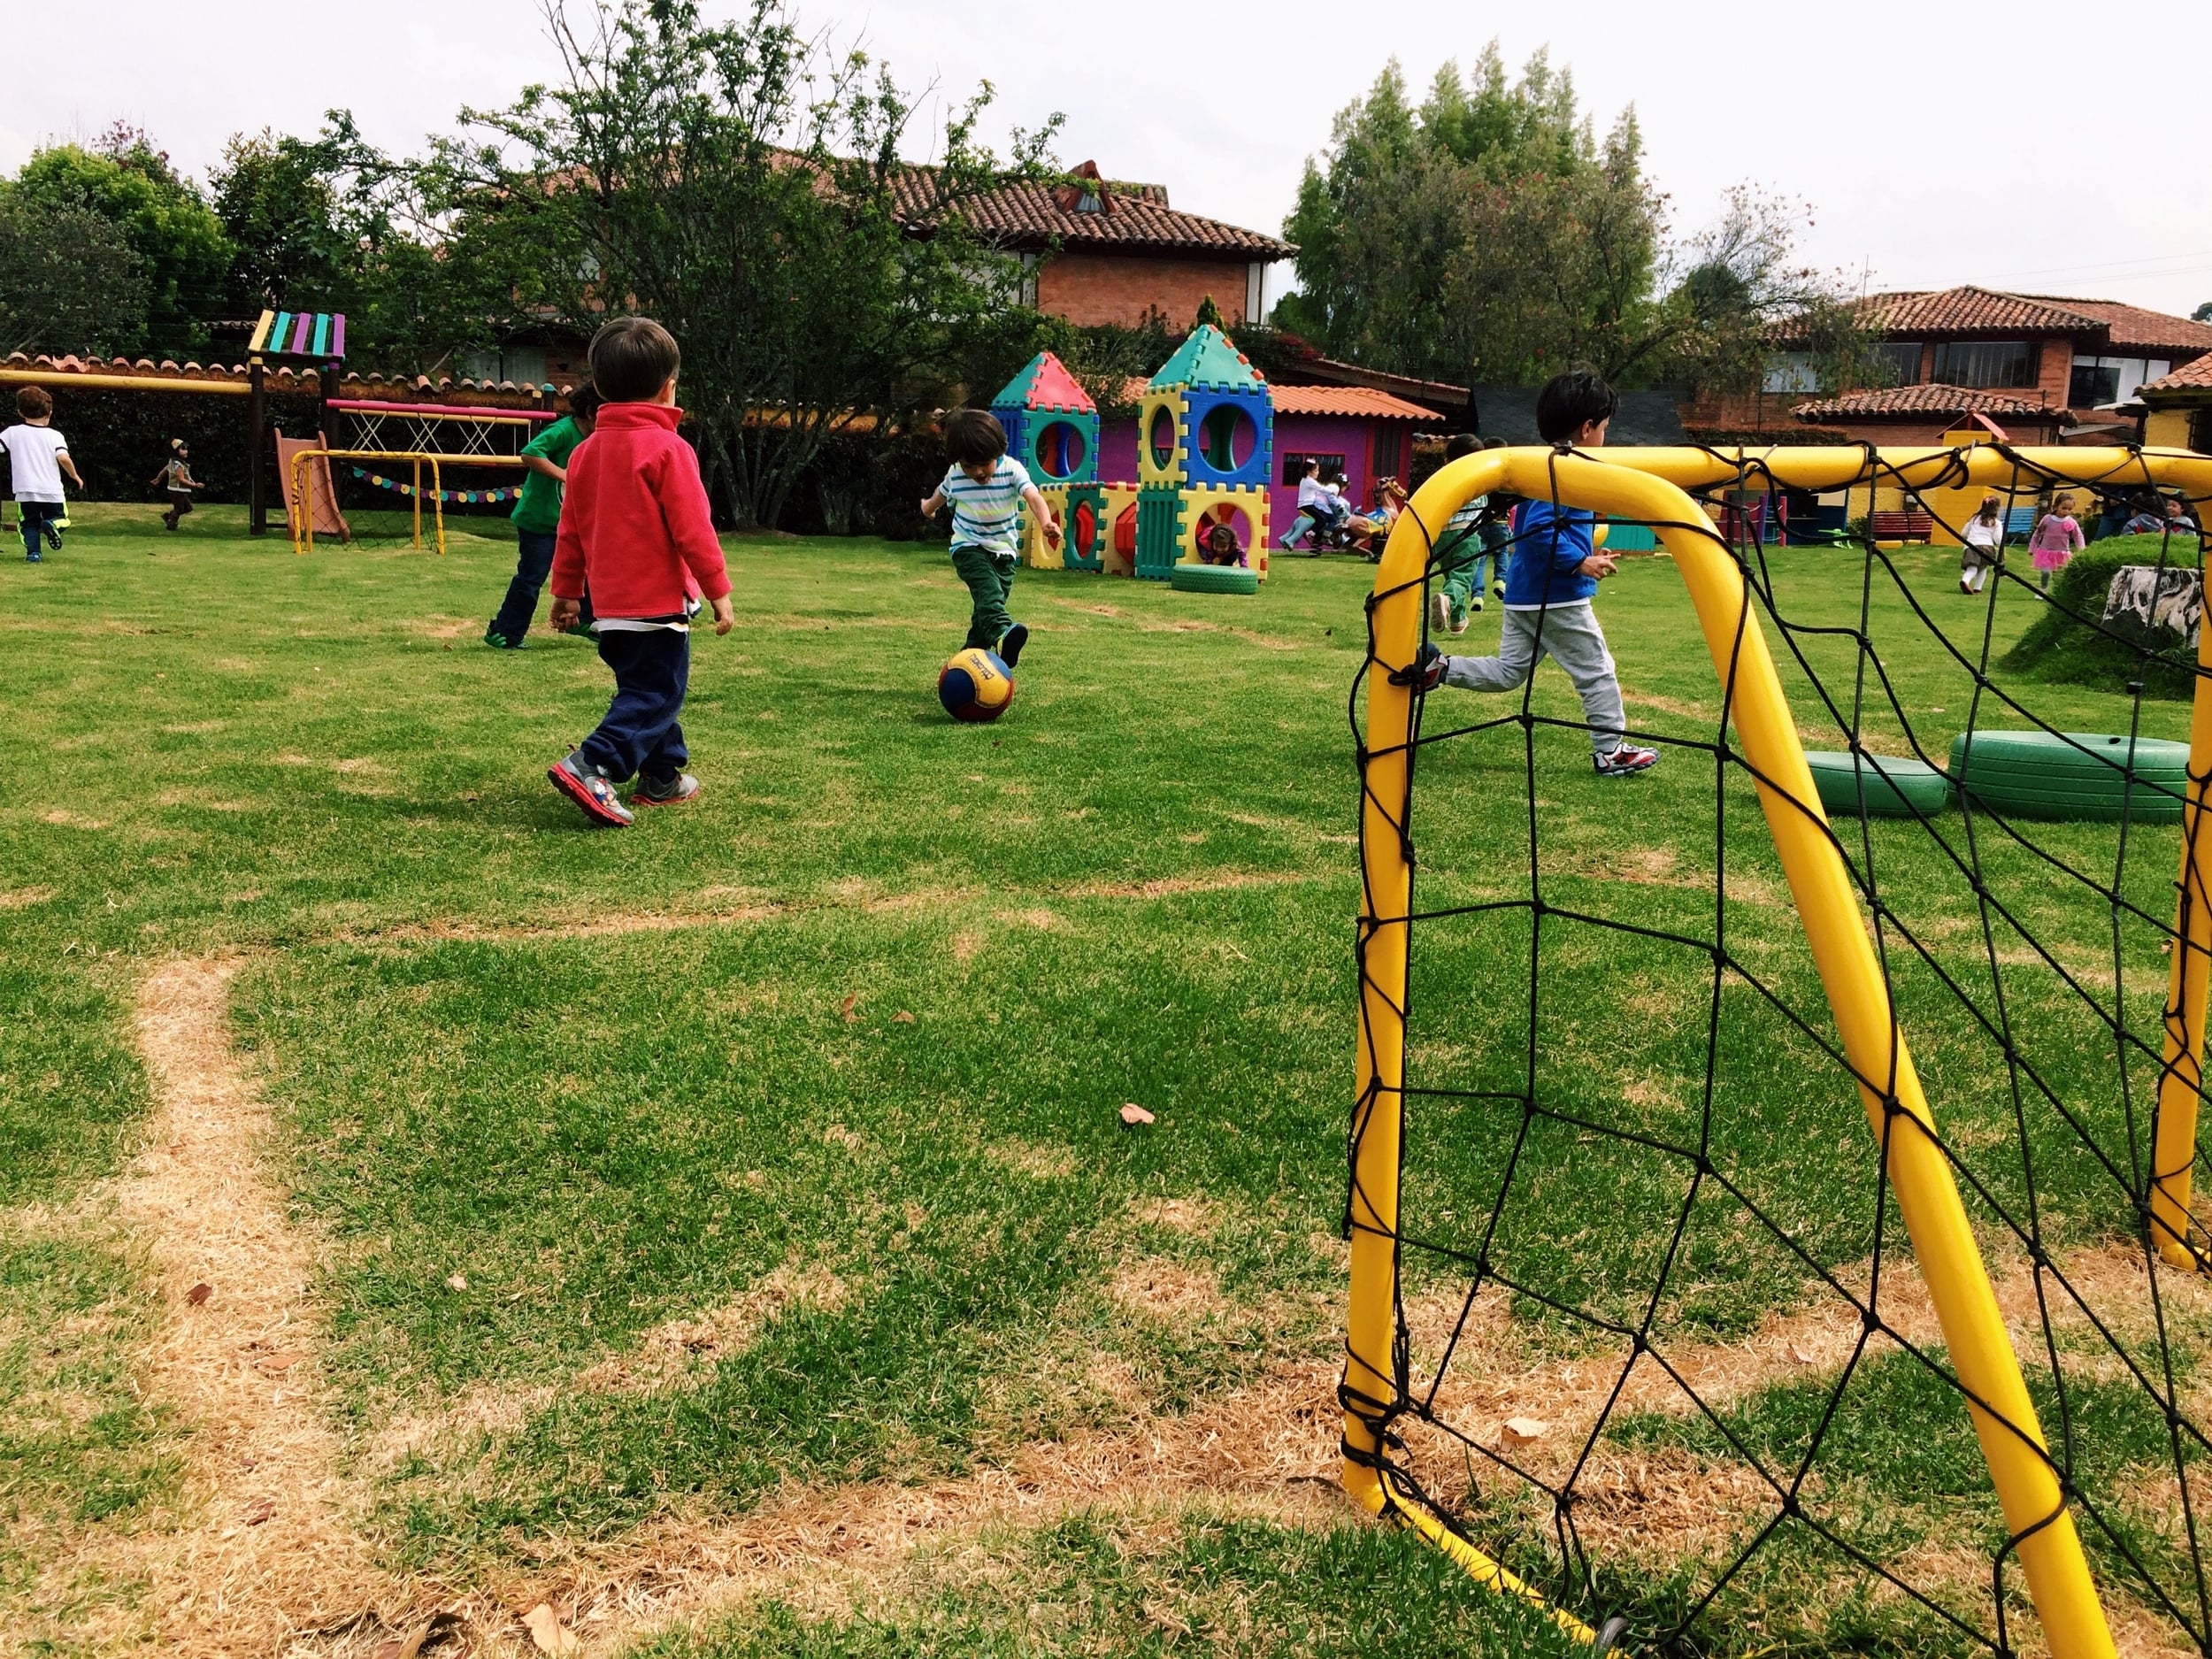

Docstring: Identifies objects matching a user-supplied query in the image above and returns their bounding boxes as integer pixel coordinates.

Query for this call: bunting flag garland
[347,465,520,504]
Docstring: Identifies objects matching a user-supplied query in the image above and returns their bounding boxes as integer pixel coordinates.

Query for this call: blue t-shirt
[1503,499,1599,610]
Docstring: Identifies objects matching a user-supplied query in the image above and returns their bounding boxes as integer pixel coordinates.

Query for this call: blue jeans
[17,501,61,558]
[490,529,594,641]
[580,627,690,785]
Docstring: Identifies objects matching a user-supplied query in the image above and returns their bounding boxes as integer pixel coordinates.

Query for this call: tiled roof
[1856,286,2099,335]
[2140,356,2212,396]
[1793,383,2060,419]
[2023,296,2212,354]
[893,165,1293,259]
[0,351,578,409]
[1270,385,1434,421]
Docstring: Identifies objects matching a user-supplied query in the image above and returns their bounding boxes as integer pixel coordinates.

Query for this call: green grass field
[4,503,2205,1656]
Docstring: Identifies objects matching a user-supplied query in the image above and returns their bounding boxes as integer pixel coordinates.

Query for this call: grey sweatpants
[1440,603,1626,756]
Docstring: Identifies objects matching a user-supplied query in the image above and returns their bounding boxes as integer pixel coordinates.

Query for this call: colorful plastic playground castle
[997,324,1272,587]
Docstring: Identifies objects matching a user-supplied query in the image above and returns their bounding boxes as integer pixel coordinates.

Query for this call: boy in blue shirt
[1406,370,1657,778]
[919,408,1059,666]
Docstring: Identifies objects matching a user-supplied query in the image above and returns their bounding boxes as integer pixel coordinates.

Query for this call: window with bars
[1932,340,2035,388]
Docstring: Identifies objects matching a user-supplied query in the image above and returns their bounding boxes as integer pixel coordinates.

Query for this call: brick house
[1682,285,2212,446]
[895,161,1294,331]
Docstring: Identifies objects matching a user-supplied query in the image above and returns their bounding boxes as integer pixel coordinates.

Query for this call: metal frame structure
[1349,443,2212,1659]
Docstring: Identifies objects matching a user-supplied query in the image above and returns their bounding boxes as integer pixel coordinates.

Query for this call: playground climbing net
[1346,442,2212,1656]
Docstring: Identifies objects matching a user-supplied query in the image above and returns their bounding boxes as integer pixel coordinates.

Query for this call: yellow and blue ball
[938,648,1015,723]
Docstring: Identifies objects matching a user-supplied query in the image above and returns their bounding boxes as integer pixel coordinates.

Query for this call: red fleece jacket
[550,403,730,615]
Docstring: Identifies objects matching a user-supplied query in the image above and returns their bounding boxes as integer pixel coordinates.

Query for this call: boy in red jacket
[547,318,736,826]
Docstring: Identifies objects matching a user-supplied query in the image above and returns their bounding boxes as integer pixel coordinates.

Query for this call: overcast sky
[8,0,2209,316]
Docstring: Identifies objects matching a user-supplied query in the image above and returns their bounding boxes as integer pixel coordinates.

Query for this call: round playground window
[1033,419,1087,481]
[1197,404,1256,473]
[1148,406,1176,471]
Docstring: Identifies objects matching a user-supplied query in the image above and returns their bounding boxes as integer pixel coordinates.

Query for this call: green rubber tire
[1947,729,2189,823]
[1803,750,1954,818]
[1169,563,1260,595]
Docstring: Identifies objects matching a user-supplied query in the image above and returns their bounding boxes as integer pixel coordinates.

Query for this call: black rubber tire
[1169,562,1260,595]
[1947,729,2189,823]
[1804,750,1953,818]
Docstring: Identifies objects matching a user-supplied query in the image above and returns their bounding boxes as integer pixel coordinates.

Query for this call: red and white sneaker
[1594,743,1659,778]
[549,751,634,826]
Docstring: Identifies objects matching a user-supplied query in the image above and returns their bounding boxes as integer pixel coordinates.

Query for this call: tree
[0,198,151,356]
[430,0,1058,528]
[1279,50,1666,387]
[2195,302,2212,324]
[211,114,496,375]
[12,125,231,352]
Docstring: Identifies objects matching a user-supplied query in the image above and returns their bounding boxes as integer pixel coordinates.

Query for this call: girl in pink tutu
[2030,492,2085,590]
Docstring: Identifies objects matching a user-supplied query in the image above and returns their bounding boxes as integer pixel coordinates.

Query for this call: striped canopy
[249,309,346,359]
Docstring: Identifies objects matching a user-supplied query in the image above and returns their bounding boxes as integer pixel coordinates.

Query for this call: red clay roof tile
[894,169,1293,259]
[1793,383,2059,419]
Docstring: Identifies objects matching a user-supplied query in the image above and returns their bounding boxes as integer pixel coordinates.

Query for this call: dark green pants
[952,543,1018,652]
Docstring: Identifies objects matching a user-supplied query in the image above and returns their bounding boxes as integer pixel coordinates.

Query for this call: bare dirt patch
[35,956,406,1655]
[1110,1259,1230,1321]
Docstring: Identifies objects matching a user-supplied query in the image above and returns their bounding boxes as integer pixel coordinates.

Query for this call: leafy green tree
[12,125,231,353]
[431,0,1059,528]
[0,198,151,356]
[211,113,497,375]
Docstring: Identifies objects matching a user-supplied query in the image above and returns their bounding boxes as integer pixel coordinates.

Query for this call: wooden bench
[1869,510,1934,542]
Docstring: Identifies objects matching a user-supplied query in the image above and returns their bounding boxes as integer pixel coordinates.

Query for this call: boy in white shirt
[1,388,81,562]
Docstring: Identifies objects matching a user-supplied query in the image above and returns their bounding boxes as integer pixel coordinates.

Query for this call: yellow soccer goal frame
[1348,444,2212,1659]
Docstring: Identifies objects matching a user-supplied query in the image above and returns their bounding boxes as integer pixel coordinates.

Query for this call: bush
[2000,534,2201,701]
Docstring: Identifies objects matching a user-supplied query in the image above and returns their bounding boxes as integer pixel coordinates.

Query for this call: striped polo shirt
[941,457,1033,555]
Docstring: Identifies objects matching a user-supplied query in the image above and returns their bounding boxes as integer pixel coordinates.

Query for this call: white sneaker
[1430,591,1453,635]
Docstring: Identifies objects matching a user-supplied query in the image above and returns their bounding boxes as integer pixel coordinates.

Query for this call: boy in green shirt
[486,384,602,648]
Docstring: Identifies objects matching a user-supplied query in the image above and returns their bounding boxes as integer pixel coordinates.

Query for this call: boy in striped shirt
[919,408,1059,667]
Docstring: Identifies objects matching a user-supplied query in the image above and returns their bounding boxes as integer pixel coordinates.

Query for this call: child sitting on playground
[150,439,203,534]
[488,383,603,649]
[2,387,81,563]
[918,408,1059,667]
[545,318,734,828]
[1279,457,1348,552]
[1403,369,1658,779]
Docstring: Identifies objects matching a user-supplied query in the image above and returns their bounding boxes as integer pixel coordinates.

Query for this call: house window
[2071,354,2172,408]
[2070,361,2122,408]
[1873,341,1924,385]
[1763,352,1818,394]
[1932,341,2034,388]
[2190,408,2212,456]
[1280,451,1347,486]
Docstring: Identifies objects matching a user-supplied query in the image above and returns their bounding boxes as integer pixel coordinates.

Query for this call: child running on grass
[1,387,81,563]
[1429,434,1511,635]
[545,318,734,828]
[150,438,203,534]
[919,408,1058,668]
[488,384,603,649]
[1404,369,1658,779]
[1959,493,2004,594]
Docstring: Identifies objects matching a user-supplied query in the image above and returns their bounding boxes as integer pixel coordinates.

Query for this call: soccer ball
[938,648,1015,723]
